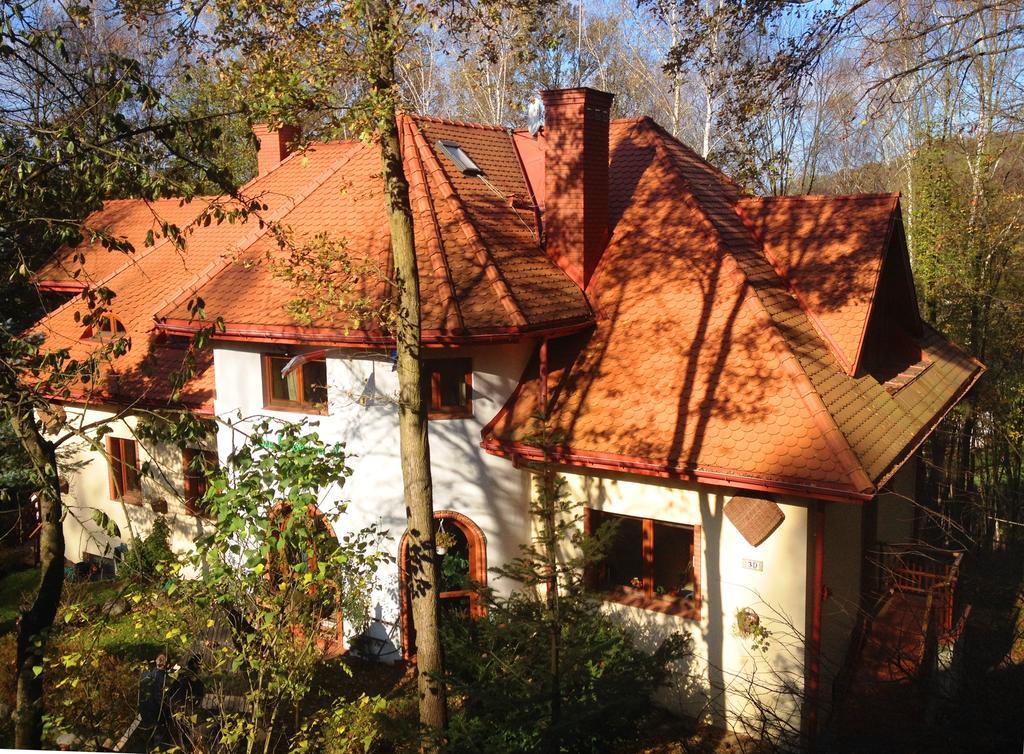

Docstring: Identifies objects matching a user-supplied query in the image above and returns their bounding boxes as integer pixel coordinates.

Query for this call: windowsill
[117,492,143,506]
[599,585,701,619]
[263,402,329,416]
[428,407,473,420]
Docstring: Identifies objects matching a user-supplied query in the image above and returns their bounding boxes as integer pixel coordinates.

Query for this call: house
[32,88,983,738]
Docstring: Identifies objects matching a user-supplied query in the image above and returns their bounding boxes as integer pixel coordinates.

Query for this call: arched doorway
[399,511,486,661]
[268,503,345,656]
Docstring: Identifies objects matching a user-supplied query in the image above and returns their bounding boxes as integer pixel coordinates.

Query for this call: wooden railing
[868,544,963,635]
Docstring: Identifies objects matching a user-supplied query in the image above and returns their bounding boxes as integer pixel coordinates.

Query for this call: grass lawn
[0,563,181,748]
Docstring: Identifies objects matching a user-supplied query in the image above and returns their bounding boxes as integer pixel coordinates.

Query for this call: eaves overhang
[154,316,595,348]
[480,435,875,505]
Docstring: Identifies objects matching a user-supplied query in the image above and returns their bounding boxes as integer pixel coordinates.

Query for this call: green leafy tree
[169,418,388,754]
[0,0,277,742]
[442,419,690,752]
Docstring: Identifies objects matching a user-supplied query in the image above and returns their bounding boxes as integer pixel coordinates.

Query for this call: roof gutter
[155,318,594,348]
[48,390,215,417]
[482,437,874,505]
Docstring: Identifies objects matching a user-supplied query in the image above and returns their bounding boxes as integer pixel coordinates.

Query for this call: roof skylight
[436,140,483,177]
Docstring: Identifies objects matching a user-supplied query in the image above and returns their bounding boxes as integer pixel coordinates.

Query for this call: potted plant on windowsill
[435,529,457,556]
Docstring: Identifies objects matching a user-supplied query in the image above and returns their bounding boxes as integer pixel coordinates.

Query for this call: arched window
[267,503,345,656]
[93,313,126,339]
[399,511,486,661]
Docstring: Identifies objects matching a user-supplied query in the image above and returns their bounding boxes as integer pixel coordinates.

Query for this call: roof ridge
[641,122,874,495]
[38,195,220,273]
[732,198,859,374]
[42,194,228,294]
[152,143,368,324]
[400,118,466,333]
[738,192,902,203]
[51,145,336,304]
[407,119,529,328]
[410,113,508,132]
[643,118,747,195]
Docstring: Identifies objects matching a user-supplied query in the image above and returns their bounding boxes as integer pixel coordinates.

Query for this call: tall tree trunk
[9,407,65,749]
[367,1,447,735]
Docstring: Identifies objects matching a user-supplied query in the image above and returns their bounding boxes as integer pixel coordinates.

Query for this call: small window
[586,510,700,618]
[422,358,472,419]
[92,314,126,340]
[183,448,218,518]
[436,140,483,176]
[262,354,328,413]
[107,437,141,503]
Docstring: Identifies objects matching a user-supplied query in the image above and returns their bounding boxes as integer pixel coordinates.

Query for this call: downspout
[807,501,826,748]
[539,337,550,419]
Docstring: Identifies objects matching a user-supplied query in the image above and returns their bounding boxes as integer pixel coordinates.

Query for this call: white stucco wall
[54,339,876,738]
[562,471,809,738]
[56,406,214,563]
[211,342,534,659]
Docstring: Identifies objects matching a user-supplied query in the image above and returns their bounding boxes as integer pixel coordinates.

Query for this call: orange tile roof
[735,194,903,375]
[30,106,981,499]
[30,118,591,410]
[30,141,363,411]
[35,198,214,291]
[153,116,591,343]
[482,118,983,502]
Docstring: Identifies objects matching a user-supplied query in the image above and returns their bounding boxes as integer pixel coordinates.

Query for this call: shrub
[119,516,175,583]
[443,596,690,753]
[438,442,692,753]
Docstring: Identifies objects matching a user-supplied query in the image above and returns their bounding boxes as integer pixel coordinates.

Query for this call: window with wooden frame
[400,511,487,660]
[182,448,218,518]
[422,358,472,419]
[107,436,141,503]
[585,509,701,619]
[262,354,328,413]
[92,314,126,340]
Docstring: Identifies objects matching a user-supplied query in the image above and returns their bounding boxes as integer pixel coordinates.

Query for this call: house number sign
[741,558,764,572]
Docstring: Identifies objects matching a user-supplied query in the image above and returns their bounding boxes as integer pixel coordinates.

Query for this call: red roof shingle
[31,102,982,502]
[482,118,983,502]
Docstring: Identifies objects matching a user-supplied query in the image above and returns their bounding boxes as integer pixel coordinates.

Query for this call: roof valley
[643,123,876,495]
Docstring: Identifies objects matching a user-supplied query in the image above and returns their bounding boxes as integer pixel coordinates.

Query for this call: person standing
[137,653,171,751]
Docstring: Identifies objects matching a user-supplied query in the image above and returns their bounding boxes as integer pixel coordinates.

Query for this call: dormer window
[436,141,483,177]
[93,314,126,340]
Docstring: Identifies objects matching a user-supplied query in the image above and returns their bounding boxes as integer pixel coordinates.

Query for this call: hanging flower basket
[435,529,457,556]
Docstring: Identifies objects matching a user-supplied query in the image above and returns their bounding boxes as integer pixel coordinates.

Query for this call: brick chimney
[252,123,300,177]
[541,88,614,290]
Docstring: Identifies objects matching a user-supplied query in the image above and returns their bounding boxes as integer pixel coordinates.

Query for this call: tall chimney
[252,123,300,177]
[540,88,614,290]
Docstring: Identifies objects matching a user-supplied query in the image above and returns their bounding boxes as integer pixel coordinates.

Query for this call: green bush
[442,595,690,754]
[118,516,175,583]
